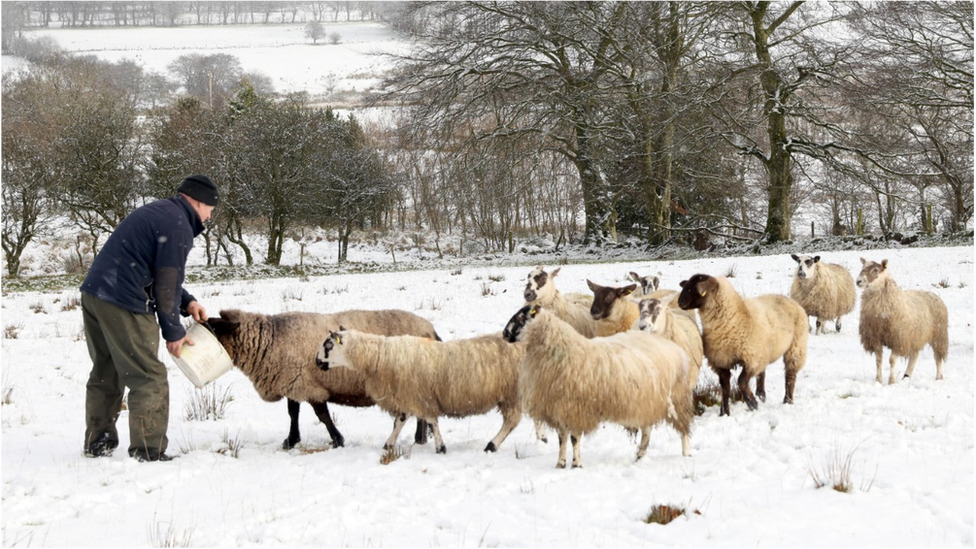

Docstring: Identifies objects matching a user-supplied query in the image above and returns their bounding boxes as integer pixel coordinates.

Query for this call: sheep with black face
[677,275,808,417]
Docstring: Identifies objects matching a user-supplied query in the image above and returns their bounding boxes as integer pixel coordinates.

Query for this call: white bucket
[172,322,234,388]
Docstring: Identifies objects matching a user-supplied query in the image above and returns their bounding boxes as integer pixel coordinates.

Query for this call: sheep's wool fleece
[595,299,640,337]
[336,331,525,420]
[519,310,693,435]
[698,277,808,376]
[215,309,436,403]
[658,308,704,377]
[790,262,856,321]
[859,277,949,359]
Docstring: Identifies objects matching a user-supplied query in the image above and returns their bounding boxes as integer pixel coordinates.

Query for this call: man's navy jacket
[81,195,203,342]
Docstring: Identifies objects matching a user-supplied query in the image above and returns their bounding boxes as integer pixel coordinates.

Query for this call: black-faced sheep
[789,254,856,335]
[316,330,527,454]
[677,274,808,416]
[208,308,439,449]
[502,305,694,469]
[523,265,597,337]
[856,258,949,384]
[587,279,640,336]
[637,295,704,377]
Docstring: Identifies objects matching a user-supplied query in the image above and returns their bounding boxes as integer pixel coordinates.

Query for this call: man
[80,174,219,462]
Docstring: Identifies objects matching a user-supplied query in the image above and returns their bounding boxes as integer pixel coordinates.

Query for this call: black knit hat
[177,174,219,206]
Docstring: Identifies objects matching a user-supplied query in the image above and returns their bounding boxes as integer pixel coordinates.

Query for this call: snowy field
[2,246,973,547]
[4,21,407,102]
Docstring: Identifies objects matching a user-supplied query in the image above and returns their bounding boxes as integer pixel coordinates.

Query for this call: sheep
[637,295,704,378]
[207,308,439,450]
[523,265,598,337]
[677,274,808,417]
[789,254,857,335]
[628,271,661,297]
[587,279,640,336]
[502,304,694,469]
[856,258,949,384]
[316,330,529,454]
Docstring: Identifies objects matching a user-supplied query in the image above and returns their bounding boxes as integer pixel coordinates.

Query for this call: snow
[2,246,973,546]
[5,21,408,100]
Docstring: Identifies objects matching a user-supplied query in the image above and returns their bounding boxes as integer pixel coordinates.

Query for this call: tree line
[2,1,973,278]
[2,47,392,277]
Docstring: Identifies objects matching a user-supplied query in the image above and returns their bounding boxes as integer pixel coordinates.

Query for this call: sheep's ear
[586,279,598,292]
[620,284,637,297]
[338,324,347,331]
[860,257,867,265]
[629,271,640,282]
[551,267,560,278]
[209,317,239,335]
[651,276,661,291]
[679,279,688,288]
[791,254,800,262]
[529,304,541,317]
[881,259,888,270]
[699,276,718,297]
[814,255,821,263]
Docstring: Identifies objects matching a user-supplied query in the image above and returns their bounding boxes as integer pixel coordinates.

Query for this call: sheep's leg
[874,351,884,384]
[310,400,345,448]
[784,368,797,404]
[414,419,429,445]
[428,418,446,454]
[903,351,921,380]
[835,318,843,333]
[484,406,522,453]
[556,430,569,469]
[384,413,410,450]
[737,369,759,411]
[815,318,824,335]
[283,399,302,450]
[717,369,733,416]
[534,420,548,444]
[888,352,898,384]
[570,433,583,469]
[635,426,651,461]
[935,356,945,381]
[681,432,691,457]
[756,372,767,402]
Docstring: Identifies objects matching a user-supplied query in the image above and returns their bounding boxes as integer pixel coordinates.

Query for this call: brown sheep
[208,308,439,449]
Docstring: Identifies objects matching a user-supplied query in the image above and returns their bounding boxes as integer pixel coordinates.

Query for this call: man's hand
[167,336,194,358]
[186,301,208,323]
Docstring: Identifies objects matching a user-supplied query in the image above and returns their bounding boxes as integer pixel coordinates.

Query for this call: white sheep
[677,274,808,416]
[502,305,695,469]
[208,308,438,449]
[586,279,640,336]
[628,271,680,306]
[522,265,598,337]
[856,258,949,384]
[316,330,530,454]
[789,254,857,335]
[628,271,661,298]
[637,295,704,377]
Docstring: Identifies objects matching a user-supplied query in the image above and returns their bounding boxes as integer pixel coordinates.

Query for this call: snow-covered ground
[5,21,407,102]
[2,246,973,547]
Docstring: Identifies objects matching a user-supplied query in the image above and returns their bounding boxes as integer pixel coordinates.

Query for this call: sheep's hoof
[436,445,447,454]
[745,399,759,411]
[783,396,794,405]
[282,437,299,450]
[484,442,497,453]
[572,463,583,469]
[539,436,548,444]
[903,374,910,379]
[556,461,566,469]
[331,436,345,449]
